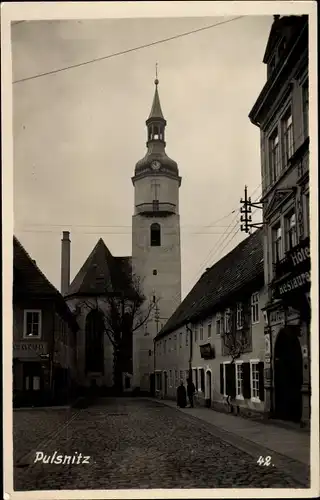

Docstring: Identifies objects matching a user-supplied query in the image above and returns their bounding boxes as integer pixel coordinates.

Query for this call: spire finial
[155,62,159,86]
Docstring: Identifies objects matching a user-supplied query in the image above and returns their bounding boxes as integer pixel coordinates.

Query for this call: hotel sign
[13,342,48,359]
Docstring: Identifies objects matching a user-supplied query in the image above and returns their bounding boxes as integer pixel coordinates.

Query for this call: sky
[12,15,273,300]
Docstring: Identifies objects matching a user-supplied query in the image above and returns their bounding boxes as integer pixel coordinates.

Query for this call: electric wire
[13,16,244,84]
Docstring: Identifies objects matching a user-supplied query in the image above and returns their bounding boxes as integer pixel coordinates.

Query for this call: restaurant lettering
[290,246,310,267]
[278,271,310,295]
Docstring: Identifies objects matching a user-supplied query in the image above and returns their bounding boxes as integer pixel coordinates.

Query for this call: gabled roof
[156,229,264,339]
[13,236,78,331]
[147,81,165,122]
[65,238,131,298]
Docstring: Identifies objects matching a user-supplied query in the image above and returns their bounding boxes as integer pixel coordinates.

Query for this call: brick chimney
[61,231,70,296]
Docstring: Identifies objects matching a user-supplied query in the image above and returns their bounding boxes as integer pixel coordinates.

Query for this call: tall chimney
[61,231,70,296]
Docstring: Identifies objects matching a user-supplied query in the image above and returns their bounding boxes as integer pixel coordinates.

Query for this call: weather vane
[155,62,159,85]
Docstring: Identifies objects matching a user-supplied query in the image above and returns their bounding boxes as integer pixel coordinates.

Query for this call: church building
[60,78,182,393]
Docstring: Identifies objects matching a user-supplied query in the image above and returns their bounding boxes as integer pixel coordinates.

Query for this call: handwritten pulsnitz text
[257,455,273,466]
[34,451,91,465]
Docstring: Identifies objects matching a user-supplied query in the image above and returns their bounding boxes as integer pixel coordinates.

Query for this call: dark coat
[187,381,195,395]
[177,384,187,408]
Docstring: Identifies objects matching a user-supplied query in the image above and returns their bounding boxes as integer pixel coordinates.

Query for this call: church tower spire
[133,71,180,180]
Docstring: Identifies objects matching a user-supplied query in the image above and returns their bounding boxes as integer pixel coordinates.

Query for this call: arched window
[150,223,161,246]
[85,309,104,373]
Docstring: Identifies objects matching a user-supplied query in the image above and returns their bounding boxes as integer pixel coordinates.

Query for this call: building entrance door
[205,371,212,407]
[274,327,303,422]
[164,372,168,396]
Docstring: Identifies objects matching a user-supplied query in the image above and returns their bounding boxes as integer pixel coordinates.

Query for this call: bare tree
[222,306,251,364]
[79,273,157,394]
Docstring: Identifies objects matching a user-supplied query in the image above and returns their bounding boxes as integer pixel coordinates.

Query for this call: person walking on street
[187,377,196,408]
[176,380,187,408]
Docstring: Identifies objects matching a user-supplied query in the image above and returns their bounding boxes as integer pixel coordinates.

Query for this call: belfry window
[150,223,161,246]
[153,126,159,140]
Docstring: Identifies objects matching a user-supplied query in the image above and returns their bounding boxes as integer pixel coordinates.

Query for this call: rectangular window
[251,292,259,324]
[222,362,230,396]
[179,332,183,348]
[194,325,198,343]
[175,370,178,386]
[250,362,260,400]
[282,110,294,161]
[269,129,281,183]
[185,370,189,381]
[23,310,42,338]
[199,322,204,341]
[208,323,212,338]
[216,313,222,335]
[302,80,309,139]
[168,337,171,352]
[236,303,244,330]
[305,193,310,236]
[235,362,244,398]
[272,224,283,263]
[169,370,172,387]
[179,370,184,382]
[174,334,177,350]
[224,309,231,334]
[285,210,297,250]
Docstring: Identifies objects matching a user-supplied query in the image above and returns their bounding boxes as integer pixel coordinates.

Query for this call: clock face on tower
[151,160,161,171]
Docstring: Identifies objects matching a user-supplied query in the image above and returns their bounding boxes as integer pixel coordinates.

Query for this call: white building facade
[155,230,269,418]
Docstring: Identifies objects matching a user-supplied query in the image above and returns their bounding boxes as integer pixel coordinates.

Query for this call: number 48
[257,456,272,466]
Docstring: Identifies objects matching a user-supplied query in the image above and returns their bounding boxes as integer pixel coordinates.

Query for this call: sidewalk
[151,398,310,466]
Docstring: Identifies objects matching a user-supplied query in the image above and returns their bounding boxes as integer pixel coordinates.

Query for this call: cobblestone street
[14,398,309,490]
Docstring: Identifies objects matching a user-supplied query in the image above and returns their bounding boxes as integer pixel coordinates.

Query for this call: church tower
[132,76,182,391]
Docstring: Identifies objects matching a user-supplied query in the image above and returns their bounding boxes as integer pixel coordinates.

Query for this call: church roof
[147,81,165,121]
[65,238,132,298]
[155,229,264,339]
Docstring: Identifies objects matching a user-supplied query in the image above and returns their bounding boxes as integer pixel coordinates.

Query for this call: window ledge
[251,397,261,403]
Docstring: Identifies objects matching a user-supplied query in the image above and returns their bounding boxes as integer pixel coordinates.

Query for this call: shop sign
[200,343,215,360]
[270,310,285,325]
[13,341,48,359]
[289,244,310,267]
[277,271,310,296]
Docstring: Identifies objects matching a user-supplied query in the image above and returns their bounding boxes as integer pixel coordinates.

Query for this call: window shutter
[220,364,224,394]
[258,361,265,402]
[242,362,251,399]
[225,363,236,398]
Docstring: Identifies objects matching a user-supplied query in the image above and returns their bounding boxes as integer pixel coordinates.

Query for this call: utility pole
[240,185,263,233]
